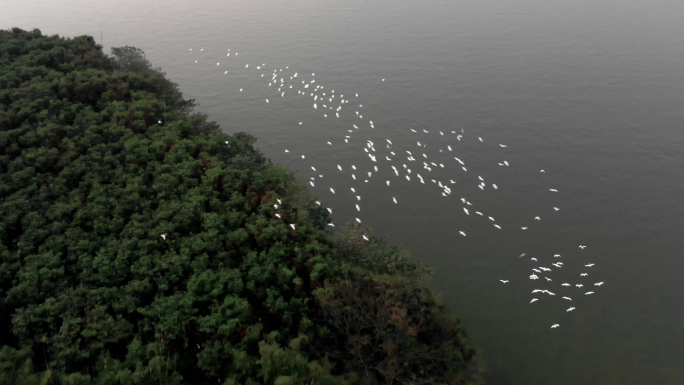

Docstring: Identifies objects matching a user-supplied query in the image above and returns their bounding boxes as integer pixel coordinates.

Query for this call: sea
[2,0,684,384]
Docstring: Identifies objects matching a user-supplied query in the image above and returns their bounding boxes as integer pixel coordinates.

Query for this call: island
[0,27,482,385]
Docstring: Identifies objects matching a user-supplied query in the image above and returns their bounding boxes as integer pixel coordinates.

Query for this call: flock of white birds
[179,47,604,330]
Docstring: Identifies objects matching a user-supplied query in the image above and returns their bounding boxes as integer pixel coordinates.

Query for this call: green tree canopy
[0,28,482,385]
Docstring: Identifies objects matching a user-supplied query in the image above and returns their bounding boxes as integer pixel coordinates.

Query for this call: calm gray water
[4,1,684,384]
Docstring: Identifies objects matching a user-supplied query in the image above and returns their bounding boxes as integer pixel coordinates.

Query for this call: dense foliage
[0,28,482,385]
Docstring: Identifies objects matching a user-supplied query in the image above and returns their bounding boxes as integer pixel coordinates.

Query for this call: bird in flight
[551,324,560,329]
[567,307,576,312]
[500,280,509,284]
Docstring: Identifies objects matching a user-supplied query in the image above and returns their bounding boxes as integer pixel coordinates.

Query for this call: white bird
[532,289,543,293]
[500,280,509,283]
[463,207,469,215]
[478,137,483,142]
[567,307,575,312]
[549,189,558,192]
[355,218,361,223]
[585,263,595,267]
[579,245,587,249]
[540,170,545,173]
[576,284,583,288]
[355,204,360,211]
[160,234,167,240]
[521,227,528,230]
[530,298,539,303]
[585,291,594,295]
[337,165,342,171]
[594,282,604,286]
[393,197,398,204]
[554,254,561,258]
[362,235,369,241]
[553,207,560,211]
[580,273,588,277]
[330,188,335,194]
[534,216,540,220]
[275,213,282,219]
[499,144,507,148]
[562,297,572,301]
[459,231,466,237]
[290,224,296,230]
[529,274,539,280]
[494,224,501,229]
[561,283,570,287]
[551,324,560,329]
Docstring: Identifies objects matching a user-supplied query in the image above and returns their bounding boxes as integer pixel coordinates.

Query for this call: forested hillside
[0,28,482,385]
